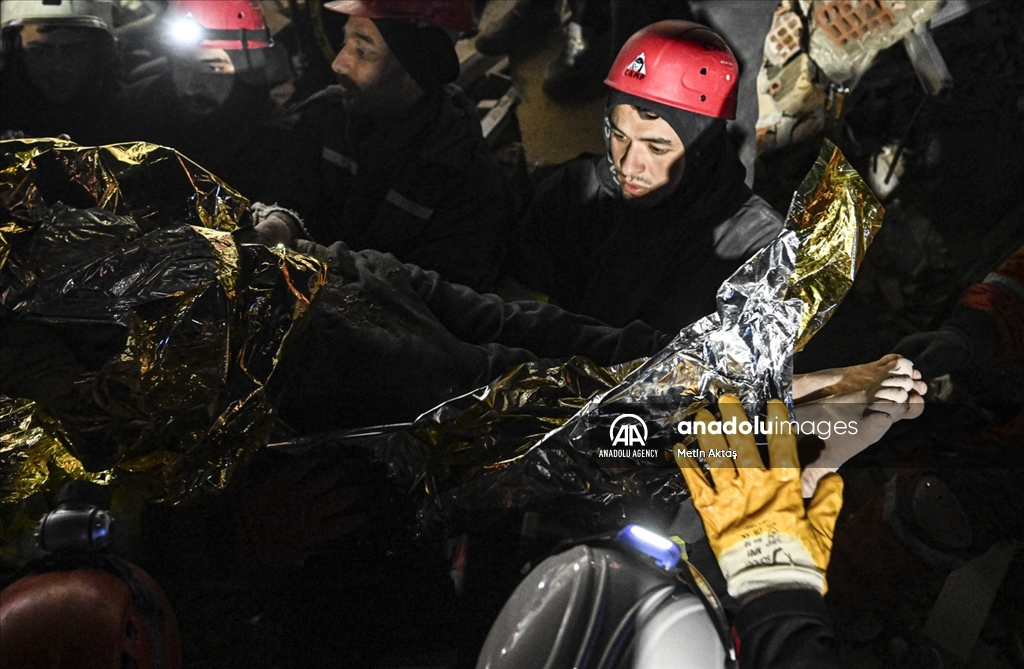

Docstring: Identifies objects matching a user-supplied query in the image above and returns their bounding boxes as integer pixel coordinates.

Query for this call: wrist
[716,533,824,599]
[738,583,823,606]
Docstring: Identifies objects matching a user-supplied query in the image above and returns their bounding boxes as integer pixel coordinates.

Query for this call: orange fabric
[958,247,1024,361]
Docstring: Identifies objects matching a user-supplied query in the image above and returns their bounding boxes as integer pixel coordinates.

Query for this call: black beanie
[607,90,724,155]
[371,18,460,93]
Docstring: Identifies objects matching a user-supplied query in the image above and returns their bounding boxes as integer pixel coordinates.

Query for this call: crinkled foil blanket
[0,139,326,526]
[274,139,884,532]
[1,138,880,546]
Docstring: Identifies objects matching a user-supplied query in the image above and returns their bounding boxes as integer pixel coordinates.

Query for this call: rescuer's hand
[892,326,975,380]
[677,395,843,600]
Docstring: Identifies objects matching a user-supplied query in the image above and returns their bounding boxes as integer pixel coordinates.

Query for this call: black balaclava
[371,18,459,93]
[602,89,726,196]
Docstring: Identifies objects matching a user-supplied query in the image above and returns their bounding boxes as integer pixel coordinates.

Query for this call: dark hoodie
[114,71,286,200]
[513,117,783,334]
[0,35,121,145]
[261,84,517,293]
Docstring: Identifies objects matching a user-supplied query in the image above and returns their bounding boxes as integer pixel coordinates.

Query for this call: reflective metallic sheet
[302,140,885,532]
[785,141,884,351]
[1,140,326,512]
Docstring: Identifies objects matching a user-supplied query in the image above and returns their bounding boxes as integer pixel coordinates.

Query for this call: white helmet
[0,0,115,34]
[477,525,737,669]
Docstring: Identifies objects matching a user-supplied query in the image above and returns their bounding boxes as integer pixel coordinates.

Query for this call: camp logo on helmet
[624,52,646,80]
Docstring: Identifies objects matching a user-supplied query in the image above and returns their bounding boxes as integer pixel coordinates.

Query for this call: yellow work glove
[676,395,844,600]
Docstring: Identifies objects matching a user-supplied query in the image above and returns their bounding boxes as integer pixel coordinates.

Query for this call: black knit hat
[371,18,459,92]
[607,89,724,154]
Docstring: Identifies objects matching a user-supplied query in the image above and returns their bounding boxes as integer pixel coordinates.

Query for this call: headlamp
[168,15,204,45]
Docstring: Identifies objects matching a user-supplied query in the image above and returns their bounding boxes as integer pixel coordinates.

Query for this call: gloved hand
[892,326,974,379]
[676,395,844,600]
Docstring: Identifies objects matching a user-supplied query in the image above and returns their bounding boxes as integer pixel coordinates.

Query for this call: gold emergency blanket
[295,139,884,530]
[787,140,884,350]
[0,139,327,506]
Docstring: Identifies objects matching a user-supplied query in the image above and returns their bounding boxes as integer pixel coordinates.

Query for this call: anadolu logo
[624,52,646,80]
[609,414,648,447]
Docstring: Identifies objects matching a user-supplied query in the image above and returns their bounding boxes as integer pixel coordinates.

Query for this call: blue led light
[616,524,681,570]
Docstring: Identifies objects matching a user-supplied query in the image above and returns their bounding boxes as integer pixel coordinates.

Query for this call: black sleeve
[733,589,841,669]
[257,102,329,223]
[394,151,517,293]
[404,260,669,366]
[508,160,591,301]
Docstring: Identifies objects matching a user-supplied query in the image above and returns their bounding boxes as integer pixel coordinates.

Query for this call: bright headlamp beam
[169,16,203,45]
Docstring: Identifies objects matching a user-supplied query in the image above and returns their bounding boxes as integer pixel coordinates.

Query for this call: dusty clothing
[114,73,286,199]
[262,85,516,293]
[513,135,783,334]
[277,241,668,434]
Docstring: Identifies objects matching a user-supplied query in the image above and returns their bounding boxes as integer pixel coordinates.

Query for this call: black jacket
[277,241,668,434]
[513,137,783,334]
[114,72,287,200]
[0,58,121,145]
[735,589,841,668]
[262,85,517,293]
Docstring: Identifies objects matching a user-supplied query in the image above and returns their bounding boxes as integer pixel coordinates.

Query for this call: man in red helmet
[255,0,517,294]
[114,1,288,199]
[509,20,784,335]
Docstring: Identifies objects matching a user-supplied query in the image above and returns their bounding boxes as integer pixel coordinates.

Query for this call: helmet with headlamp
[164,0,271,50]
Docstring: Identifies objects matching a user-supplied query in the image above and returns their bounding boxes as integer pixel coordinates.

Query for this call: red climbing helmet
[604,20,739,120]
[165,0,271,50]
[1,563,182,669]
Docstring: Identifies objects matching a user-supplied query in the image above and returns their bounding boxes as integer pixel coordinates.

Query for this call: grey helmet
[478,525,737,669]
[0,0,115,33]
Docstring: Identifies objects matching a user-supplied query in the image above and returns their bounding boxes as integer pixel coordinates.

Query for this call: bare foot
[793,353,927,404]
[793,355,926,496]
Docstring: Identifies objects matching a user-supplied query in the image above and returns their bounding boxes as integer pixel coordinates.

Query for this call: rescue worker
[509,20,783,333]
[256,0,518,293]
[0,0,122,144]
[824,249,1024,659]
[115,0,285,199]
